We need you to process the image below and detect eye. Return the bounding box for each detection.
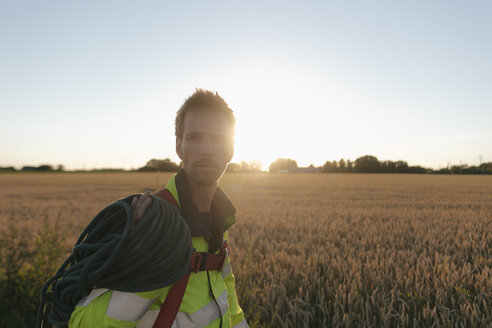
[186,134,199,141]
[212,134,228,144]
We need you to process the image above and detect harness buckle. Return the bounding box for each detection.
[219,244,229,272]
[199,253,208,272]
[189,252,201,273]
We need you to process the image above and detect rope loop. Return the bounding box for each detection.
[36,194,191,328]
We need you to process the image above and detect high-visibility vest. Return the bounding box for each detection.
[69,174,248,328]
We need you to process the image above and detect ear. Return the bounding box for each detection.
[176,137,183,160]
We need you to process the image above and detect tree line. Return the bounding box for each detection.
[268,155,492,174]
[1,155,491,174]
[0,159,179,173]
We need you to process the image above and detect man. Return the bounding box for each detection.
[69,89,248,328]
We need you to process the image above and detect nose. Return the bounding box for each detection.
[199,135,214,155]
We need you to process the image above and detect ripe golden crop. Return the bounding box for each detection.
[0,173,491,327]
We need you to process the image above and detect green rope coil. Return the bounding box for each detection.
[36,194,192,328]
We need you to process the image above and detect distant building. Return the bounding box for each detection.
[288,166,320,173]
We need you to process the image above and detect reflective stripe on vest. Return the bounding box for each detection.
[106,291,156,321]
[232,319,249,328]
[136,289,229,328]
[76,288,109,307]
[222,261,232,278]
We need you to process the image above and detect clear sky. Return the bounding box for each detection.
[1,0,491,170]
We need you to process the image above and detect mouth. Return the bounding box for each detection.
[195,161,216,168]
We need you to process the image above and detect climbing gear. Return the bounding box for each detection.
[151,187,229,328]
[36,194,192,328]
[45,173,246,328]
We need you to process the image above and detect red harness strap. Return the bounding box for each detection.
[188,242,228,273]
[153,187,180,209]
[152,188,228,328]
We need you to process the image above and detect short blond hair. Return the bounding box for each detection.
[175,89,236,139]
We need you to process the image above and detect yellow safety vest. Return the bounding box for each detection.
[69,174,248,328]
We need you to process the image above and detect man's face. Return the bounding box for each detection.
[176,109,234,186]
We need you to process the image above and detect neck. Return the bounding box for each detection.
[184,175,217,212]
[190,184,217,212]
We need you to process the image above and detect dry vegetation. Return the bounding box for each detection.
[0,173,491,327]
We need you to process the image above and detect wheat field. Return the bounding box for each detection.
[0,173,491,327]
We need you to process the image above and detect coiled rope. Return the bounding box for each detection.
[36,194,191,328]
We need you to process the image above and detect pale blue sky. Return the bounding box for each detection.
[1,0,491,170]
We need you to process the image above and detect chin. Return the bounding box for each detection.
[190,171,220,186]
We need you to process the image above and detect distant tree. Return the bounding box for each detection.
[321,161,335,173]
[269,158,298,173]
[380,160,393,173]
[90,168,126,172]
[448,164,488,174]
[346,160,353,173]
[380,160,408,173]
[239,161,251,173]
[37,165,54,171]
[450,165,466,174]
[138,158,179,172]
[479,162,492,174]
[248,161,263,172]
[406,166,429,174]
[57,164,65,172]
[0,166,17,172]
[354,155,381,173]
[394,161,409,173]
[433,163,491,175]
[226,161,263,173]
[226,163,240,173]
[338,159,346,172]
